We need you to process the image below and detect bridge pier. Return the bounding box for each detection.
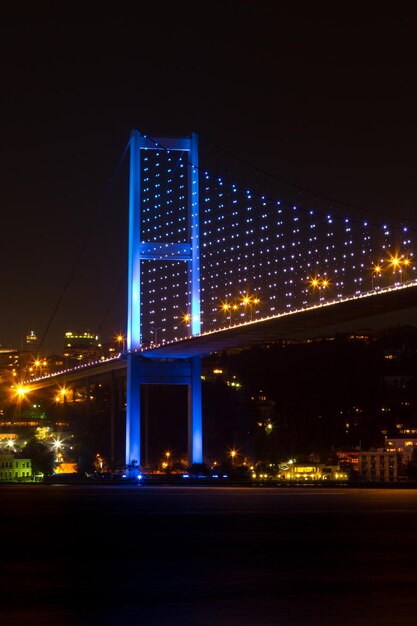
[126,130,202,477]
[125,354,203,475]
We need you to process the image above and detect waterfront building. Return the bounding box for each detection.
[336,450,360,471]
[0,454,32,482]
[280,462,347,481]
[384,437,417,463]
[356,451,398,482]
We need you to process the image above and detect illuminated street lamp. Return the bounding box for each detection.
[161,450,171,472]
[16,385,28,400]
[308,276,330,301]
[308,276,321,301]
[182,313,191,337]
[11,384,29,417]
[320,277,330,301]
[229,449,237,466]
[221,301,231,323]
[116,334,126,352]
[378,251,415,287]
[54,386,69,404]
[390,254,411,282]
[400,256,412,283]
[51,437,65,464]
[51,437,64,451]
[240,293,256,320]
[387,253,405,283]
[388,254,401,271]
[220,301,235,326]
[371,263,383,290]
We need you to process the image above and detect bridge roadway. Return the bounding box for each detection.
[26,281,417,390]
[147,280,417,357]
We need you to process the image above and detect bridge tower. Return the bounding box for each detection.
[125,130,202,472]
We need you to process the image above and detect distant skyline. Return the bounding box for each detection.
[1,4,417,353]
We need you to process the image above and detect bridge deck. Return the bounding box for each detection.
[26,282,417,389]
[145,282,417,358]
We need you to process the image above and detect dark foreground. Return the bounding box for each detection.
[2,485,417,626]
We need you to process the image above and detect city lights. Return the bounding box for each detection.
[308,276,331,301]
[9,383,30,404]
[388,254,401,270]
[6,134,417,487]
[240,292,260,321]
[51,437,64,451]
[309,277,320,289]
[219,293,260,325]
[116,334,126,351]
[368,254,415,288]
[229,449,238,465]
[54,386,69,404]
[220,301,239,326]
[16,385,27,398]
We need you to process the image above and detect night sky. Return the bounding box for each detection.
[1,2,417,354]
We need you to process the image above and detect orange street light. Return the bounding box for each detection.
[387,253,406,283]
[240,292,256,320]
[402,257,412,281]
[371,263,383,289]
[179,312,192,338]
[388,254,401,270]
[229,448,238,466]
[308,276,322,301]
[54,386,69,404]
[16,385,28,400]
[308,277,320,289]
[220,301,236,326]
[116,334,126,351]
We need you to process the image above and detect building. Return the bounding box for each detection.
[356,451,398,482]
[64,331,102,363]
[0,348,22,382]
[0,454,32,482]
[24,330,40,353]
[280,462,347,481]
[385,437,417,463]
[336,450,360,473]
[0,347,50,382]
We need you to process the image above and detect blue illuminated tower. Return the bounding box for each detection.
[125,130,202,471]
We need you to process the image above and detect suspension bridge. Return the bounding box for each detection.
[22,130,417,473]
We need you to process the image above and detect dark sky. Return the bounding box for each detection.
[1,2,417,354]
